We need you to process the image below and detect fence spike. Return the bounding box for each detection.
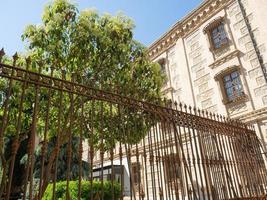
[174,101,178,110]
[212,113,216,120]
[209,112,213,119]
[37,60,44,68]
[50,66,55,73]
[61,68,67,79]
[184,104,188,113]
[201,110,204,117]
[205,110,209,118]
[179,102,183,110]
[12,52,18,66]
[188,105,192,114]
[216,113,221,122]
[198,108,201,116]
[25,56,31,68]
[0,48,5,62]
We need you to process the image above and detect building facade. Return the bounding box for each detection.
[89,0,267,199]
[149,0,267,151]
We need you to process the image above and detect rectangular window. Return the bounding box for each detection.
[164,154,181,185]
[211,23,228,49]
[131,162,141,186]
[223,71,244,101]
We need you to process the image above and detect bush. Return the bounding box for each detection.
[42,180,121,200]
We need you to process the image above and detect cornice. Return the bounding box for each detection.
[233,107,267,123]
[148,0,235,60]
[210,49,241,69]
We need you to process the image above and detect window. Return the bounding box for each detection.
[210,23,228,49]
[164,154,181,186]
[131,162,141,186]
[158,58,166,74]
[223,71,244,101]
[158,58,168,85]
[215,66,246,104]
[204,17,229,51]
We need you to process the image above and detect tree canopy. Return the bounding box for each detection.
[20,0,164,145]
[0,0,164,197]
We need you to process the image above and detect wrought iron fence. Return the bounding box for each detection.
[0,50,266,200]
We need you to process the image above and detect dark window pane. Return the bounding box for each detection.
[225,81,232,88]
[231,71,239,78]
[211,23,228,49]
[224,75,231,82]
[223,71,243,101]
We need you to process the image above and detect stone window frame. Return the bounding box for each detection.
[131,162,141,186]
[157,58,168,85]
[204,16,229,52]
[158,58,166,74]
[214,65,247,105]
[163,153,181,188]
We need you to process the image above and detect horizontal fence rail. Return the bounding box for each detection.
[0,51,266,200]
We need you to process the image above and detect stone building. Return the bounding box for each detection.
[90,0,267,199]
[149,0,267,151]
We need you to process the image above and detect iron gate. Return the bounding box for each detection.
[0,50,266,200]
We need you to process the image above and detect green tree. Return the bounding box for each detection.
[0,0,164,198]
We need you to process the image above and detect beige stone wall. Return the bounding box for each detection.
[150,0,267,148]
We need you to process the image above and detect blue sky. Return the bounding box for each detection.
[0,0,202,56]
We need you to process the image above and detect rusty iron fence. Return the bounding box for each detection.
[0,50,266,200]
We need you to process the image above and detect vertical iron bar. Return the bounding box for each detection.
[153,116,166,200]
[38,67,54,200]
[100,101,104,200]
[5,55,26,200]
[23,64,42,200]
[52,69,65,200]
[89,99,95,200]
[78,92,85,200]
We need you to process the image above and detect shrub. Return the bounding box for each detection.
[42,180,121,200]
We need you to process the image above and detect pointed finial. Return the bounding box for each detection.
[0,48,5,62]
[61,67,67,79]
[174,101,179,110]
[168,99,173,108]
[198,108,201,116]
[12,52,18,66]
[179,102,183,110]
[50,65,55,72]
[205,110,209,118]
[25,57,31,70]
[212,113,216,120]
[184,104,188,113]
[37,60,44,67]
[188,105,192,114]
[216,114,220,121]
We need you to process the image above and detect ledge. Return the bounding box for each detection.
[224,93,248,105]
[209,50,240,69]
[233,106,267,123]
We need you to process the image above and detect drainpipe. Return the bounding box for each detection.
[237,0,267,83]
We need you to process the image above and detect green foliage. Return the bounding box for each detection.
[42,180,121,200]
[0,0,164,196]
[20,0,164,146]
[34,137,90,180]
